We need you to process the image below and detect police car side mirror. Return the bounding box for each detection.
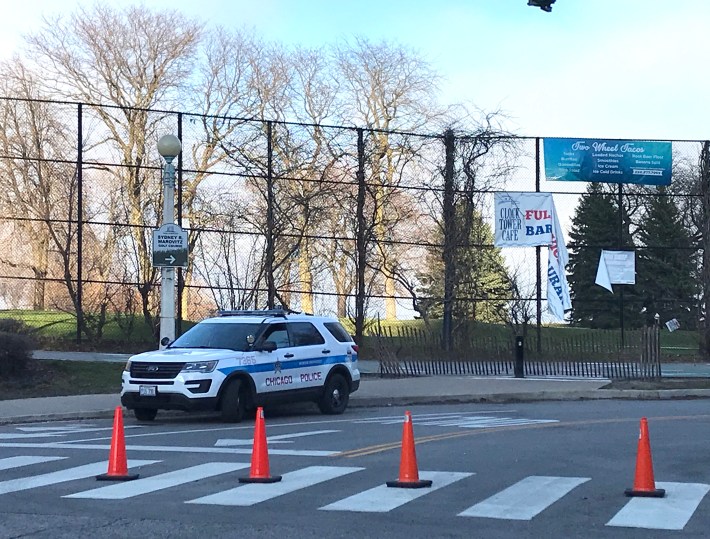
[160,336,171,347]
[254,341,277,353]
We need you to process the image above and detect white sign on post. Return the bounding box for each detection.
[152,224,188,267]
[665,318,680,332]
[595,250,635,293]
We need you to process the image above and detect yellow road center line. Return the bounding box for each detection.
[334,414,710,458]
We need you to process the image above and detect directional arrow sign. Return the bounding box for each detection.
[152,224,188,267]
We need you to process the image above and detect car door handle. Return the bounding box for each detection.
[283,353,294,358]
[321,349,330,354]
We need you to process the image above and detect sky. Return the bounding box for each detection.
[2,0,710,141]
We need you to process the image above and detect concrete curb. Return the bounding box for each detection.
[0,411,117,426]
[594,388,710,400]
[349,389,710,407]
[3,389,710,425]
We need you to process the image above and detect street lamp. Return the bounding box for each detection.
[157,134,182,349]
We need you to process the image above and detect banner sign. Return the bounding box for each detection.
[543,138,671,185]
[494,192,555,247]
[547,202,571,321]
[595,250,635,293]
[494,192,571,320]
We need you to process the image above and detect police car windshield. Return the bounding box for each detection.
[169,322,262,352]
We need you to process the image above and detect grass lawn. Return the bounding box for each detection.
[1,358,709,402]
[0,309,159,352]
[0,310,706,401]
[0,360,124,401]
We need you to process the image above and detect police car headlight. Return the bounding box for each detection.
[124,360,131,373]
[181,360,218,373]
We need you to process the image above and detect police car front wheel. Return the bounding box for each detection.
[318,373,349,415]
[221,379,246,422]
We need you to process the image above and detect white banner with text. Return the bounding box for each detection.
[494,192,571,320]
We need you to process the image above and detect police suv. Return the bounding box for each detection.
[120,309,360,422]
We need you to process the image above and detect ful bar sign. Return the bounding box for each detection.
[494,192,571,321]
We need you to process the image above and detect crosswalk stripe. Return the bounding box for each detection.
[18,426,95,432]
[0,442,337,457]
[352,413,557,430]
[458,476,590,520]
[320,471,472,513]
[0,433,67,440]
[352,412,512,423]
[418,418,558,429]
[0,456,66,471]
[606,482,710,530]
[65,462,249,499]
[4,455,709,531]
[0,460,159,495]
[187,465,363,506]
[215,430,339,447]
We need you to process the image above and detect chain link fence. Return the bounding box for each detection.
[0,97,704,355]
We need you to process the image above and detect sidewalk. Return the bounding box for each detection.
[1,351,708,425]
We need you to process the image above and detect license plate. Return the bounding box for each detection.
[139,385,157,397]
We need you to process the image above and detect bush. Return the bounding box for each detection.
[0,318,33,335]
[0,332,34,377]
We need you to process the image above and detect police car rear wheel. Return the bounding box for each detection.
[134,408,157,421]
[318,373,349,415]
[221,379,246,422]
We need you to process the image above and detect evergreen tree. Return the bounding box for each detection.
[568,183,636,328]
[418,207,510,323]
[636,187,698,329]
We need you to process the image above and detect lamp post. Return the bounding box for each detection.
[157,134,182,349]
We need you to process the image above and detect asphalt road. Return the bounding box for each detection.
[1,400,710,538]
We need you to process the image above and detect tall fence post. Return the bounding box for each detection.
[355,128,366,344]
[535,137,542,353]
[176,112,184,336]
[75,103,83,344]
[442,129,455,352]
[618,182,625,347]
[265,121,276,309]
[700,141,710,359]
[641,316,661,378]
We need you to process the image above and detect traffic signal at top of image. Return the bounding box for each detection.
[528,0,556,12]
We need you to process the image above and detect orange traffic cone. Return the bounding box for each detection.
[386,411,432,489]
[625,417,665,497]
[96,406,139,481]
[239,407,282,483]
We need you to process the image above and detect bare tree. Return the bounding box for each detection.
[177,28,264,316]
[0,67,59,310]
[281,46,343,313]
[214,41,345,314]
[24,4,203,335]
[333,37,444,320]
[0,59,125,339]
[0,62,75,305]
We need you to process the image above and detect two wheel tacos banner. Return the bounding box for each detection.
[493,192,570,321]
[542,138,672,186]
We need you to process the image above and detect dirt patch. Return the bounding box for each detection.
[602,377,710,390]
